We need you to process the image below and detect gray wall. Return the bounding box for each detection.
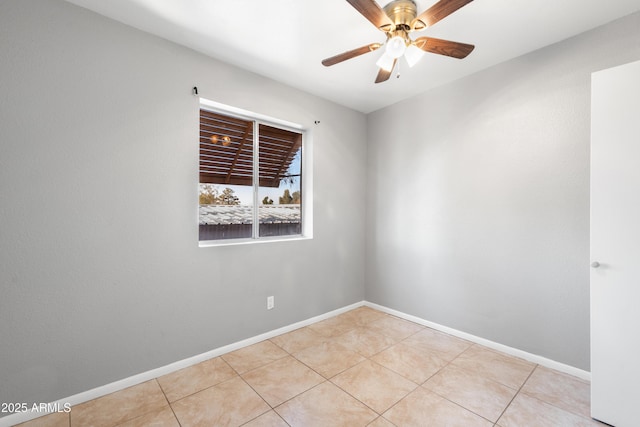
[0,0,367,408]
[366,12,640,371]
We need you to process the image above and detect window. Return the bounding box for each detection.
[198,101,305,243]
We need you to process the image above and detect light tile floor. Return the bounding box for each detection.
[16,307,605,427]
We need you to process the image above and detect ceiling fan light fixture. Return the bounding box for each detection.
[376,52,395,72]
[385,35,406,59]
[404,43,425,67]
[320,0,476,83]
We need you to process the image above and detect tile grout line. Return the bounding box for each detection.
[155,378,184,427]
[160,372,238,405]
[400,341,520,425]
[232,343,332,425]
[226,326,346,424]
[516,390,603,424]
[416,344,505,425]
[278,313,419,421]
[327,375,383,417]
[234,374,276,423]
[494,362,539,425]
[510,365,598,422]
[375,321,501,424]
[326,315,457,422]
[221,337,293,424]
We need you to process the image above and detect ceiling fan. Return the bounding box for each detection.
[322,0,475,83]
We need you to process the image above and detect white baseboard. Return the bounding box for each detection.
[0,301,364,427]
[1,299,590,426]
[365,301,591,381]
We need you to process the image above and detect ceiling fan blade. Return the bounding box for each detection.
[375,59,397,83]
[322,43,381,67]
[414,37,475,59]
[346,0,394,31]
[413,0,473,30]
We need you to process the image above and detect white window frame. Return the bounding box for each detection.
[198,98,313,247]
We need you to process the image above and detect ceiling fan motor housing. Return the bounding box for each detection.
[383,0,419,31]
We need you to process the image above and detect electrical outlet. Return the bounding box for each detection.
[267,296,274,310]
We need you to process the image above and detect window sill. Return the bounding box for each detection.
[198,235,312,248]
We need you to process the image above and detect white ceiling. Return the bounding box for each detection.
[65,0,640,113]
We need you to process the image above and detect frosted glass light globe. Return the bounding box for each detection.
[385,36,406,59]
[404,44,425,67]
[376,52,395,72]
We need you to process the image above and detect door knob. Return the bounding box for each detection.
[591,261,601,268]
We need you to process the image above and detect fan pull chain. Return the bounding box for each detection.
[396,58,401,79]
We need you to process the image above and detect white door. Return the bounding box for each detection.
[590,59,640,427]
